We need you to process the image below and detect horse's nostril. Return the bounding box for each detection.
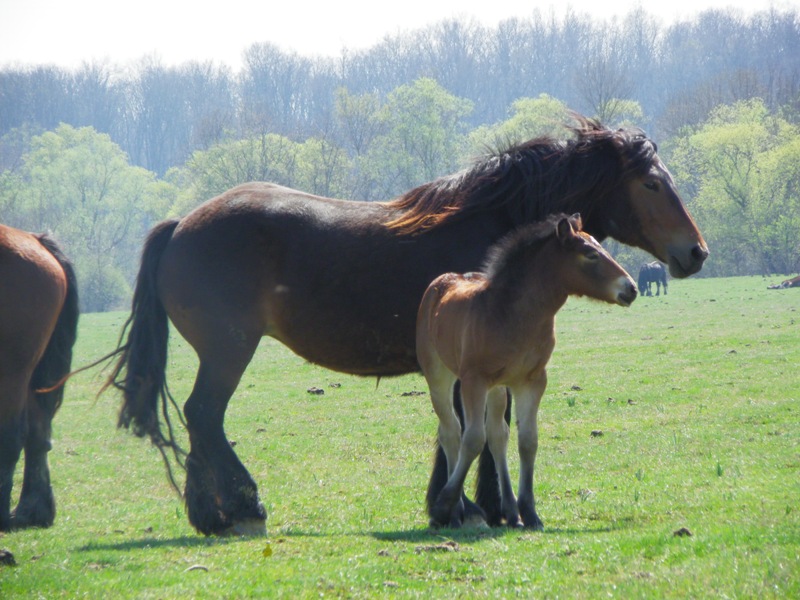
[691,244,709,262]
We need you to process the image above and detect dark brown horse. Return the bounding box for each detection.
[418,214,636,528]
[0,224,79,531]
[107,116,708,535]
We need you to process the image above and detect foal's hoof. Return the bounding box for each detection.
[222,518,267,537]
[462,512,490,529]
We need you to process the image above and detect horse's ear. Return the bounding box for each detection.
[569,213,583,231]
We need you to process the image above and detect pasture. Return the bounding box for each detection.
[1,275,797,598]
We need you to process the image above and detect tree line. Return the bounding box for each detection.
[1,7,799,311]
[2,7,798,176]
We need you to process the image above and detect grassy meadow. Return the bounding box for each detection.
[1,275,798,598]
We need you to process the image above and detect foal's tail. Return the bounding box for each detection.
[103,219,186,490]
[31,234,80,418]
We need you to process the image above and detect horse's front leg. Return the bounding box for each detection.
[12,394,56,528]
[183,356,266,536]
[485,386,521,527]
[431,375,488,528]
[513,371,547,530]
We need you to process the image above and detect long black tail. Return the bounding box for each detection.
[31,235,80,419]
[104,219,186,491]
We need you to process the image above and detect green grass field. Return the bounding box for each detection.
[1,275,798,598]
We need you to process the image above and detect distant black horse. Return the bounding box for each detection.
[638,261,668,296]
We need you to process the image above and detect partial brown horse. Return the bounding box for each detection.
[0,224,79,531]
[418,214,637,528]
[768,275,800,289]
[107,116,708,535]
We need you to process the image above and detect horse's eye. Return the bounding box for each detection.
[585,250,600,261]
[644,180,660,192]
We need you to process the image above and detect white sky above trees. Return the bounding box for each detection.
[0,0,788,71]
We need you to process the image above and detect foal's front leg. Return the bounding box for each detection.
[513,371,547,530]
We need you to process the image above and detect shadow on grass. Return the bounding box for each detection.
[77,536,240,552]
[77,521,632,553]
[371,522,627,544]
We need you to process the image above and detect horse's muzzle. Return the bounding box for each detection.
[668,243,709,278]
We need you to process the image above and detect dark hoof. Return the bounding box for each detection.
[10,501,55,530]
[523,515,544,531]
[462,496,488,526]
[519,501,543,530]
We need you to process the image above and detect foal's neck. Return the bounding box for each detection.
[487,248,571,328]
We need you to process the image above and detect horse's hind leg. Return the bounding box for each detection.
[183,345,267,536]
[12,395,56,528]
[0,384,28,531]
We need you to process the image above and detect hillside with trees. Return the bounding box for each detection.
[1,7,799,310]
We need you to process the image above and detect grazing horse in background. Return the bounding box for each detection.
[768,274,800,289]
[418,214,637,529]
[0,224,79,531]
[106,115,708,536]
[638,261,668,296]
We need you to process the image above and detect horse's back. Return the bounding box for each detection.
[154,183,419,374]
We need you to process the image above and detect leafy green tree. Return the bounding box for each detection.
[169,132,351,214]
[361,78,473,198]
[466,94,569,155]
[669,99,800,275]
[169,133,302,215]
[0,124,174,311]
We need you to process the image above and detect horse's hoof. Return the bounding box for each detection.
[523,518,544,531]
[223,518,267,537]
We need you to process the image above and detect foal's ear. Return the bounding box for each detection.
[556,216,576,244]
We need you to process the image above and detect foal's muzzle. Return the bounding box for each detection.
[616,279,638,307]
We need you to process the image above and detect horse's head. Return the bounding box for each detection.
[556,214,638,307]
[601,132,709,278]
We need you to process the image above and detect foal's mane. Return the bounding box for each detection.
[384,114,658,235]
[481,213,574,286]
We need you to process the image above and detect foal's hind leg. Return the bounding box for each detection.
[431,375,489,527]
[425,367,468,527]
[183,343,267,536]
[428,380,489,527]
[485,387,521,527]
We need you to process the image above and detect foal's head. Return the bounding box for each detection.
[551,214,638,307]
[483,213,637,307]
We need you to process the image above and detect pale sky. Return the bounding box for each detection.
[0,0,793,72]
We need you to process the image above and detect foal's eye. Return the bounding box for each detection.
[644,180,660,192]
[585,250,600,261]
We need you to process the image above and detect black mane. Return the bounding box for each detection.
[385,114,658,235]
